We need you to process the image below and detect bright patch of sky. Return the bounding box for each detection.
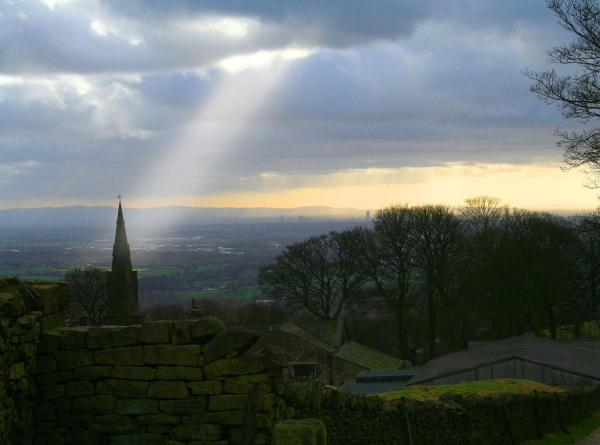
[0,0,597,211]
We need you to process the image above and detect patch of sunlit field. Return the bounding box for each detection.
[378,379,564,401]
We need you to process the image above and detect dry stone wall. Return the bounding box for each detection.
[275,381,600,445]
[33,321,283,445]
[0,278,70,445]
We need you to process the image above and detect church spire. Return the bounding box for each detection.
[104,197,141,325]
[112,200,132,272]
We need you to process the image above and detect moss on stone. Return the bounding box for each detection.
[155,366,203,381]
[140,321,172,344]
[147,381,189,399]
[96,379,149,398]
[94,346,144,366]
[112,366,156,381]
[115,399,159,415]
[203,328,259,364]
[187,381,222,396]
[190,317,226,343]
[73,366,112,381]
[271,419,327,445]
[71,395,116,414]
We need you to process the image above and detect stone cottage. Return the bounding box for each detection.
[227,320,407,387]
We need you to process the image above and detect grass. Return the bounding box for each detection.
[378,379,564,402]
[521,410,600,445]
[196,264,228,273]
[137,267,183,277]
[172,286,262,301]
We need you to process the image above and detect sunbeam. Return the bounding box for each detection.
[131,56,292,226]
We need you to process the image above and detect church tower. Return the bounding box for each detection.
[105,198,142,325]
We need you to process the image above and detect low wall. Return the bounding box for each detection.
[0,278,70,445]
[276,382,600,444]
[33,319,283,445]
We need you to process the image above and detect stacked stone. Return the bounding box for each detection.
[33,318,283,445]
[0,278,70,445]
[275,381,600,445]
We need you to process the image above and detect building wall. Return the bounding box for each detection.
[251,331,366,387]
[424,359,600,388]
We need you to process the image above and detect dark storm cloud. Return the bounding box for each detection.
[100,0,433,47]
[0,0,582,204]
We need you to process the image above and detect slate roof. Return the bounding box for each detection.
[295,320,344,348]
[279,321,336,353]
[227,320,406,371]
[334,342,405,371]
[408,334,600,386]
[224,323,278,337]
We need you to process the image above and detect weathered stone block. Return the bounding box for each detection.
[203,356,282,380]
[96,379,149,398]
[33,432,65,445]
[35,355,58,375]
[271,419,327,445]
[134,414,180,425]
[112,366,156,381]
[140,321,171,344]
[0,291,25,319]
[107,433,163,445]
[203,328,258,363]
[223,374,272,394]
[73,366,112,381]
[87,327,113,349]
[203,411,272,428]
[190,317,226,343]
[144,345,158,365]
[155,344,201,366]
[41,311,65,331]
[88,424,141,434]
[147,381,188,399]
[9,361,25,380]
[170,320,192,345]
[60,327,89,350]
[44,384,66,401]
[209,394,275,412]
[90,415,128,425]
[54,398,71,413]
[72,395,116,414]
[111,326,140,347]
[187,381,222,396]
[39,331,62,354]
[95,346,144,366]
[169,424,222,441]
[36,371,73,386]
[155,366,203,381]
[53,349,95,370]
[31,284,60,316]
[159,398,207,415]
[115,399,159,415]
[66,381,95,398]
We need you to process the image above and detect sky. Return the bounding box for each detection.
[1,0,599,212]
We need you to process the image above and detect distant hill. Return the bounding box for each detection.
[0,205,369,228]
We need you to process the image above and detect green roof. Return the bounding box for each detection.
[279,322,336,352]
[295,320,343,348]
[334,342,405,371]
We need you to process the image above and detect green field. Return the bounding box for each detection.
[378,379,564,402]
[196,264,228,273]
[173,286,262,301]
[137,267,183,277]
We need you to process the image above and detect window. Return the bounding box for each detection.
[290,364,317,379]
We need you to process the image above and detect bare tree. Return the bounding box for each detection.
[525,0,600,187]
[142,303,188,321]
[409,205,465,359]
[259,228,368,320]
[358,204,421,360]
[64,267,108,325]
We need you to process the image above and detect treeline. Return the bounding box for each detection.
[259,197,600,363]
